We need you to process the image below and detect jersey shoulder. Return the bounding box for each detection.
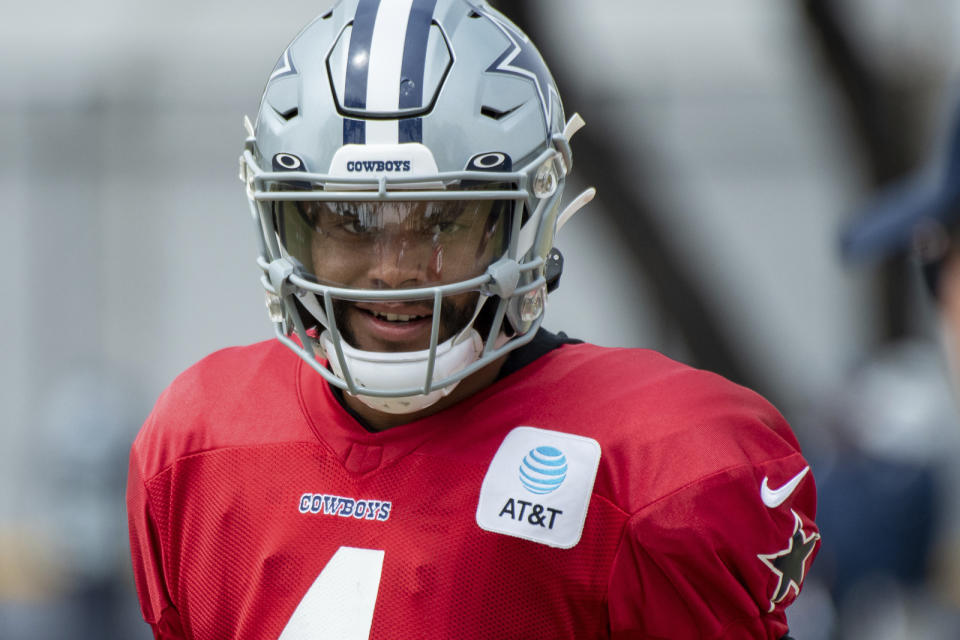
[132,339,307,480]
[510,342,806,512]
[542,346,818,635]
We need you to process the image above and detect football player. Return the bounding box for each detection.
[843,95,960,373]
[127,1,819,638]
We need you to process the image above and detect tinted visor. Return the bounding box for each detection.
[273,198,512,290]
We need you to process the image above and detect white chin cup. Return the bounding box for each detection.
[321,330,484,414]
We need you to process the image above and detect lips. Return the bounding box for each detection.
[368,310,430,323]
[355,302,433,321]
[349,303,435,350]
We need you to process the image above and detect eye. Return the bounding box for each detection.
[339,215,373,235]
[294,201,321,228]
[429,219,462,235]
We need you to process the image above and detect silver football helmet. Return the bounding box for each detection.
[240,0,594,413]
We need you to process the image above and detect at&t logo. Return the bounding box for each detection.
[497,445,568,531]
[519,446,567,494]
[476,427,601,548]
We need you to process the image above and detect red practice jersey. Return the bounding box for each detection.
[127,339,818,639]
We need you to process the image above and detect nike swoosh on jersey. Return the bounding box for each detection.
[760,466,810,508]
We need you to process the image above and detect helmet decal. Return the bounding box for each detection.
[269,48,298,82]
[271,153,310,190]
[467,152,512,172]
[273,153,304,171]
[473,3,560,134]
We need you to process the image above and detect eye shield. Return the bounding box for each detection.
[272,197,512,290]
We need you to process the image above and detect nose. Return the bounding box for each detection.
[364,232,442,289]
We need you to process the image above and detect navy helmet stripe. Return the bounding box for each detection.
[343,119,366,144]
[397,0,437,142]
[342,0,381,144]
[398,118,422,143]
[399,0,437,110]
[344,0,380,109]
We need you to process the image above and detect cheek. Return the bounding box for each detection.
[439,229,504,280]
[311,238,363,283]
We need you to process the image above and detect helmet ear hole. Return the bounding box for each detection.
[545,248,564,293]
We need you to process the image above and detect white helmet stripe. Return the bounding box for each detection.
[364,0,415,143]
[341,0,439,145]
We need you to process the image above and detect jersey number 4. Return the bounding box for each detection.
[278,546,385,640]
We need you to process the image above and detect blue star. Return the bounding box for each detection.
[269,48,298,82]
[473,4,560,131]
[757,510,820,612]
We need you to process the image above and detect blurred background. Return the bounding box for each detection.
[2,0,960,637]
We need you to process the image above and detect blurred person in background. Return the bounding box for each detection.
[126,1,819,638]
[802,344,958,640]
[1,367,147,640]
[829,91,960,639]
[843,94,960,374]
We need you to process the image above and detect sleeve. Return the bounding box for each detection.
[127,445,187,639]
[606,454,819,640]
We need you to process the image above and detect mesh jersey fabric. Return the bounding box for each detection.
[127,338,818,639]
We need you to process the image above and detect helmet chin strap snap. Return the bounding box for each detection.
[321,330,484,414]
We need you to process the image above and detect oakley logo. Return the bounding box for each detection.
[273,153,305,171]
[346,160,412,172]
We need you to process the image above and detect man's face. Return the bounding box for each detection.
[281,198,509,352]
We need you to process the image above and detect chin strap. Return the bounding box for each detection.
[321,330,484,414]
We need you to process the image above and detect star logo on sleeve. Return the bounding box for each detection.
[757,510,820,612]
